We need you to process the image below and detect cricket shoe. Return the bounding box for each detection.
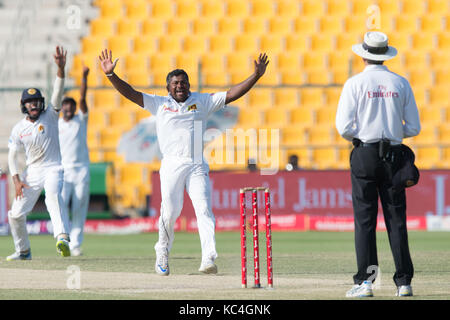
[345,281,373,298]
[71,247,83,257]
[155,249,170,276]
[396,285,413,297]
[6,251,32,261]
[199,255,218,274]
[56,239,71,257]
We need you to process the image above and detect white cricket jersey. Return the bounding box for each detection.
[8,107,62,169]
[143,91,227,163]
[336,64,421,144]
[8,76,64,169]
[58,112,90,168]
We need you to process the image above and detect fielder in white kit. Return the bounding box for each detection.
[99,49,269,275]
[7,46,71,260]
[58,64,90,257]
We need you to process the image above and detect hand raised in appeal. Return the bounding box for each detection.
[54,46,67,70]
[99,49,119,75]
[254,53,269,78]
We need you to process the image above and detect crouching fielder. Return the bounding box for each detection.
[6,46,71,260]
[99,49,269,275]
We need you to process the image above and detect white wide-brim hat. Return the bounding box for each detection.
[352,31,397,61]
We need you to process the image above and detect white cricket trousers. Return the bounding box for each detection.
[61,165,90,250]
[8,165,70,253]
[154,157,217,262]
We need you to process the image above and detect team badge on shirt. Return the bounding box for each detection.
[188,104,197,112]
[38,124,45,133]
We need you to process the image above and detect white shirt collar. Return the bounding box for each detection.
[363,64,389,72]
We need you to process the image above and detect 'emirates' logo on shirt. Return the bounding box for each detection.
[367,85,399,98]
[19,132,32,139]
[163,104,178,113]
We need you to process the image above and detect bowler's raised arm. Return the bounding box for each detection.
[99,49,144,107]
[225,53,269,105]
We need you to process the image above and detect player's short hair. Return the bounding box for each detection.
[62,96,77,106]
[166,69,189,85]
[364,59,384,65]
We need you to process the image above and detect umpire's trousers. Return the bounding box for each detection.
[350,144,414,286]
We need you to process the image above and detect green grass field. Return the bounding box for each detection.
[0,231,449,300]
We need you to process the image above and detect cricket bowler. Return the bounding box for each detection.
[99,49,269,275]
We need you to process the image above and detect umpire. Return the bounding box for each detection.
[336,32,421,297]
